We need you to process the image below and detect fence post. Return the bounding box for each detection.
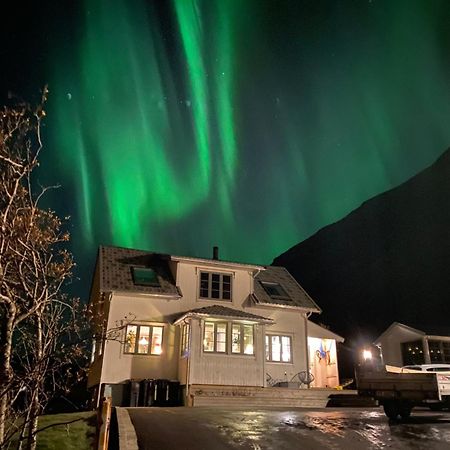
[97,397,112,450]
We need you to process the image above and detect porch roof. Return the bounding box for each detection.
[173,305,274,325]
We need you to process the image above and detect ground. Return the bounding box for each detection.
[127,407,450,449]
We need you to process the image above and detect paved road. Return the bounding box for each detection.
[127,406,450,449]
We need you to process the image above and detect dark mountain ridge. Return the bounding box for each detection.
[274,148,450,343]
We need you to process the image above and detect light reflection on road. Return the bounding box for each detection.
[208,408,450,449]
[129,407,450,450]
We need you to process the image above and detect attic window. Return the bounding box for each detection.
[261,282,290,300]
[132,267,159,286]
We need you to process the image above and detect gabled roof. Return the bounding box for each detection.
[173,305,274,325]
[253,266,321,312]
[98,245,180,297]
[375,321,450,345]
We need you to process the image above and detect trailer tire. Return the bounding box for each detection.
[399,403,412,419]
[383,401,399,420]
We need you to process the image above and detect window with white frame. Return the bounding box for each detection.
[180,323,190,356]
[203,321,255,355]
[265,334,292,362]
[232,324,254,355]
[199,272,232,300]
[125,324,163,355]
[204,322,227,352]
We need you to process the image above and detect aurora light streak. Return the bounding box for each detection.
[17,0,447,288]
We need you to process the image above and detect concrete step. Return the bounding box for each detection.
[189,384,335,408]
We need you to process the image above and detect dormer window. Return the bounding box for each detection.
[261,281,290,300]
[132,267,160,286]
[199,272,232,300]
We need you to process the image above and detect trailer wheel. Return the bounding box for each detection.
[399,403,412,419]
[383,401,399,420]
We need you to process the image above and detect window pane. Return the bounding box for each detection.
[243,325,254,355]
[125,325,137,353]
[216,323,227,352]
[281,336,291,362]
[200,273,209,297]
[271,336,281,361]
[151,326,163,355]
[211,277,220,298]
[137,326,150,354]
[232,324,241,353]
[204,322,215,352]
[132,267,159,286]
[265,335,270,361]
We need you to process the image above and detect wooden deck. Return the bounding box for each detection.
[188,384,356,408]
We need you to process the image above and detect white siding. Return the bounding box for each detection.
[378,325,423,366]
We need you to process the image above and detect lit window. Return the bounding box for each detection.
[203,322,227,353]
[231,324,255,355]
[132,267,160,286]
[204,321,254,355]
[216,323,227,352]
[125,324,164,355]
[181,324,190,356]
[232,324,241,353]
[261,282,290,299]
[199,272,232,300]
[266,334,292,362]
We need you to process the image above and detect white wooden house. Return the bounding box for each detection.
[88,245,343,406]
[375,322,450,367]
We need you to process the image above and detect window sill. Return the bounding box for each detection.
[203,352,256,358]
[266,360,294,365]
[198,297,232,302]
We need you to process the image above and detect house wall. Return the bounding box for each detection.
[87,263,104,388]
[187,318,265,386]
[94,259,313,388]
[174,261,254,310]
[378,326,424,366]
[250,308,308,384]
[98,293,181,384]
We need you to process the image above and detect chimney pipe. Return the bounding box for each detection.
[213,246,219,260]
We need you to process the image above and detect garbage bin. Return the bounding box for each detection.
[129,380,140,407]
[168,381,181,406]
[154,379,170,406]
[138,379,148,406]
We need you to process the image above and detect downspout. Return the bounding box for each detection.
[262,324,266,387]
[185,318,193,406]
[304,311,313,388]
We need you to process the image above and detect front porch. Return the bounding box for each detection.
[187,384,355,408]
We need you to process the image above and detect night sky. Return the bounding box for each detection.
[1,0,449,300]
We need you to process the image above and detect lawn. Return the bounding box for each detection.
[36,411,96,450]
[9,411,96,450]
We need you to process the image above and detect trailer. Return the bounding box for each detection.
[356,365,450,419]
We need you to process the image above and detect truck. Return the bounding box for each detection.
[356,364,450,419]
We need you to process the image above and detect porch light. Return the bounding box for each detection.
[362,349,372,361]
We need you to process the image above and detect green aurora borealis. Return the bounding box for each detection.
[37,0,450,282]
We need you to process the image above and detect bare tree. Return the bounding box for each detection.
[0,90,88,450]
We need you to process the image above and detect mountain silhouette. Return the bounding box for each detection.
[274,148,450,344]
